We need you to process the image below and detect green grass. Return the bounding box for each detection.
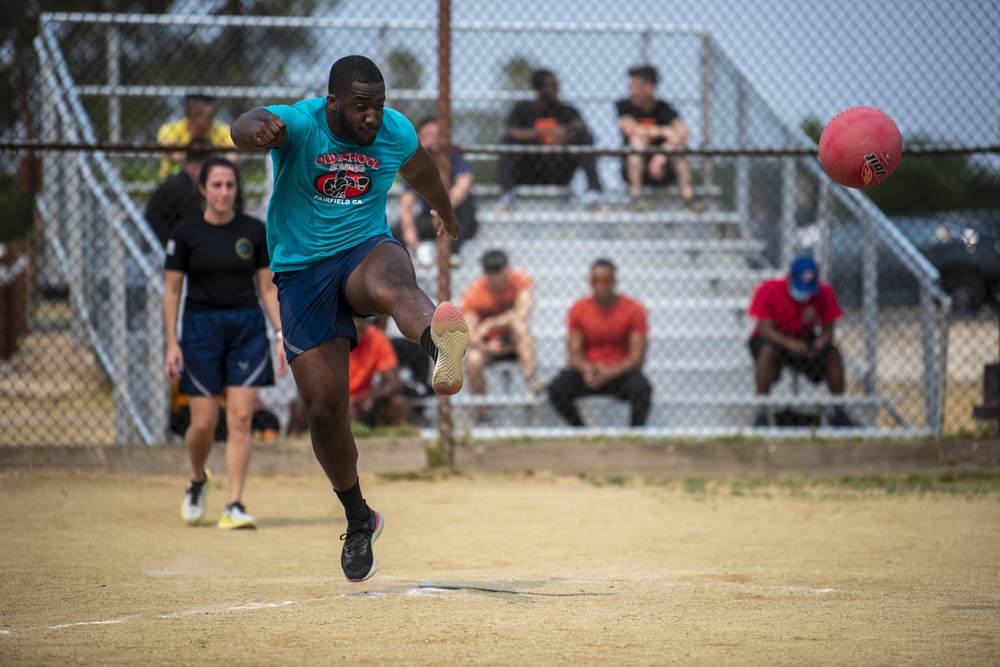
[575,471,1000,497]
[349,423,421,438]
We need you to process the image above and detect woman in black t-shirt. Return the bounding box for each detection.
[163,156,288,530]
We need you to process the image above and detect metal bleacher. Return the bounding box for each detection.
[31,13,945,445]
[403,184,899,439]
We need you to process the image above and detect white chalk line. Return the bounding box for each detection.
[46,619,126,630]
[0,577,834,637]
[157,596,330,619]
[2,597,332,636]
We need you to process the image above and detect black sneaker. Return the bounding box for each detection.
[340,508,384,582]
[753,409,769,427]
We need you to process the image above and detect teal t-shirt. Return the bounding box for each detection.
[264,98,418,271]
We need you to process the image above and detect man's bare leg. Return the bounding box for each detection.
[346,241,469,395]
[288,337,384,582]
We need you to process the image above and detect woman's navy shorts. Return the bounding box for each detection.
[180,306,274,396]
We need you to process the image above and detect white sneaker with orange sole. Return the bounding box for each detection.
[430,301,469,395]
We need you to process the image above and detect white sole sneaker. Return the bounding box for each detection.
[181,468,212,526]
[430,301,469,396]
[217,503,257,530]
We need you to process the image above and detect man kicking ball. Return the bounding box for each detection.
[231,55,469,582]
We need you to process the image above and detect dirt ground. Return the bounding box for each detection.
[1,470,998,666]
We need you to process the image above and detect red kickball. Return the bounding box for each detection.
[818,106,902,189]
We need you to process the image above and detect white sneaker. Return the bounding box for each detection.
[217,501,257,530]
[181,469,211,525]
[430,301,469,395]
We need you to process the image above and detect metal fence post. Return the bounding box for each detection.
[108,202,134,444]
[779,155,796,270]
[146,279,169,443]
[862,214,878,397]
[700,31,714,189]
[107,24,121,144]
[919,283,943,433]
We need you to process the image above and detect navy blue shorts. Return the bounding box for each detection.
[273,235,405,363]
[180,307,275,396]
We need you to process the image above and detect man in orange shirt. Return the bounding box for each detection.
[548,258,652,427]
[460,250,541,421]
[348,316,412,427]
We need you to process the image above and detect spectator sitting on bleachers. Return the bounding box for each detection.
[495,69,604,212]
[548,258,652,427]
[348,316,413,428]
[747,255,854,427]
[392,117,479,267]
[616,64,705,213]
[460,249,543,424]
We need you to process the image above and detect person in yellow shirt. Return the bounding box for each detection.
[157,94,235,179]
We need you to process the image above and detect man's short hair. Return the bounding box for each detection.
[328,55,384,96]
[531,69,555,91]
[627,65,658,86]
[592,257,616,273]
[482,249,509,273]
[184,93,215,109]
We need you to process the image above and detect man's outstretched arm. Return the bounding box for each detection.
[399,145,459,239]
[231,108,287,151]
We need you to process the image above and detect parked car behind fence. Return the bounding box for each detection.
[826,212,1000,313]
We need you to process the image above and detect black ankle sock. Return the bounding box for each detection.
[420,326,437,361]
[335,479,370,523]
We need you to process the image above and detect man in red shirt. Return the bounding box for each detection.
[460,250,541,423]
[747,255,853,427]
[348,316,412,427]
[547,258,652,427]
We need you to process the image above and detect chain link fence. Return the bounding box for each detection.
[1,1,997,445]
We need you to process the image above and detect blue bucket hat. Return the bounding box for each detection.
[789,255,819,301]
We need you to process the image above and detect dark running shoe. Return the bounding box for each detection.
[340,508,384,583]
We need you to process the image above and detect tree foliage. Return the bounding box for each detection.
[0,0,332,240]
[1,0,326,144]
[386,47,423,90]
[500,55,537,91]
